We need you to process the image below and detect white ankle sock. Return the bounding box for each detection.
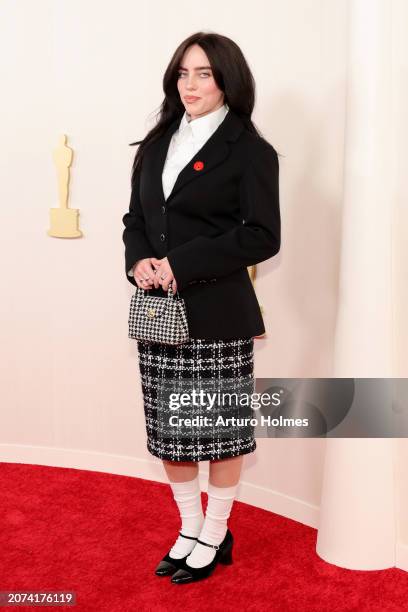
[168,476,204,559]
[186,482,238,569]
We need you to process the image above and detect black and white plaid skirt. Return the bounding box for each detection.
[136,337,257,462]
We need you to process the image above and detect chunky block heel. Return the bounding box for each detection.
[219,542,233,565]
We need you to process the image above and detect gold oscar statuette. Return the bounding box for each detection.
[247,265,266,339]
[48,134,82,238]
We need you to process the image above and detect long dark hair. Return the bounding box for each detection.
[129,31,268,188]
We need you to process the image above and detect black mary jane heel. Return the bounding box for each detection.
[170,528,233,584]
[155,532,198,576]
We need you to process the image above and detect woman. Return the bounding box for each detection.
[122,31,280,584]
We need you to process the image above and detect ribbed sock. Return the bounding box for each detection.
[185,481,238,568]
[168,476,204,559]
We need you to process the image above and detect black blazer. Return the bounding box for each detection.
[122,109,281,340]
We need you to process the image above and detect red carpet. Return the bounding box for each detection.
[0,462,407,612]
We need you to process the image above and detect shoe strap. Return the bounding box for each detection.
[196,538,220,550]
[179,532,198,541]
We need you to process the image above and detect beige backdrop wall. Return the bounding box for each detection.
[1,0,407,571]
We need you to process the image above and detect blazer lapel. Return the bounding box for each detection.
[151,109,244,205]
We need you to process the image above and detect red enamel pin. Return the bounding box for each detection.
[193,160,204,171]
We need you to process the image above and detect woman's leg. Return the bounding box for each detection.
[162,459,198,482]
[162,454,244,485]
[184,455,244,568]
[209,455,244,486]
[162,460,204,559]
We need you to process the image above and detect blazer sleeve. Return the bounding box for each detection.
[166,144,281,292]
[122,159,156,286]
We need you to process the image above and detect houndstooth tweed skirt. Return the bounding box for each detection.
[136,337,257,462]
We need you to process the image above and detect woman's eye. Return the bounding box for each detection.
[177,72,211,78]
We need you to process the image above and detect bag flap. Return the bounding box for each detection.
[140,294,170,319]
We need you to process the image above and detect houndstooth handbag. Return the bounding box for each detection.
[128,281,190,345]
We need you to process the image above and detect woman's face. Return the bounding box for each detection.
[177,44,224,120]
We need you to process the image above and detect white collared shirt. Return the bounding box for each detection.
[127,103,229,276]
[162,102,229,200]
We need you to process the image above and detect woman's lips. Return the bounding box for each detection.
[185,96,200,102]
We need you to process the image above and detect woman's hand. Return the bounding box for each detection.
[132,258,156,289]
[150,257,178,292]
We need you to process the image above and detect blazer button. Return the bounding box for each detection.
[160,233,166,241]
[161,205,166,214]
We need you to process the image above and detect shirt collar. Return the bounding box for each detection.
[178,103,229,140]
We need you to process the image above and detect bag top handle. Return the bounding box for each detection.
[138,280,180,299]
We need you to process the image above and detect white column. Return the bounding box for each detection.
[317,0,396,569]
